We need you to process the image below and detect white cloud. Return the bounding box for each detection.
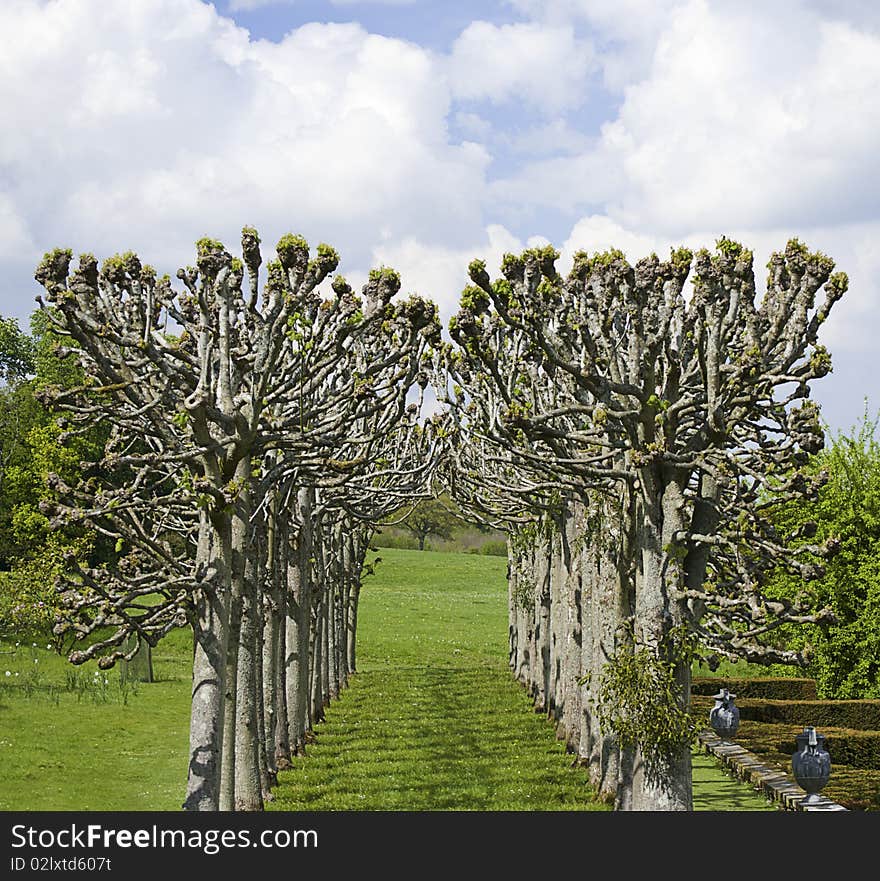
[331,1,416,6]
[557,215,668,269]
[372,224,524,321]
[228,0,415,8]
[0,0,490,324]
[448,21,595,113]
[506,119,594,156]
[602,4,880,234]
[804,0,880,30]
[488,149,621,220]
[454,111,493,141]
[494,1,880,237]
[505,0,685,90]
[0,196,36,262]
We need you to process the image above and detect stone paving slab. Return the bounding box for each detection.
[696,730,849,812]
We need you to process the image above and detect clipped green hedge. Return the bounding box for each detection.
[777,728,880,771]
[732,698,880,731]
[691,694,880,730]
[691,676,817,700]
[728,720,880,810]
[466,540,507,556]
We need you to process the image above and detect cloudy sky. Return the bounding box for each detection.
[1,0,878,434]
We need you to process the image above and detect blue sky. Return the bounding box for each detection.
[1,0,878,435]
[225,1,519,49]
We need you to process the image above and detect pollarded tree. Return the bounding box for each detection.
[33,229,439,811]
[251,321,441,766]
[328,404,446,672]
[449,237,847,810]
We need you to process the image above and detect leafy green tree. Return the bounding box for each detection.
[0,309,102,640]
[0,316,35,383]
[397,495,461,550]
[768,408,880,698]
[0,316,39,563]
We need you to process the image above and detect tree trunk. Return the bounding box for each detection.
[514,548,530,687]
[548,526,564,725]
[321,581,332,708]
[274,589,291,770]
[523,544,537,696]
[327,538,340,702]
[577,525,594,769]
[310,591,326,725]
[269,502,291,771]
[184,514,231,812]
[339,524,352,685]
[261,499,280,783]
[535,537,552,713]
[630,475,691,811]
[561,505,580,752]
[254,588,273,801]
[285,487,312,756]
[346,531,362,674]
[121,634,154,684]
[218,578,241,811]
[334,536,347,691]
[232,461,263,812]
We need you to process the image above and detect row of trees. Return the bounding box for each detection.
[29,230,442,810]
[5,226,872,812]
[438,237,847,809]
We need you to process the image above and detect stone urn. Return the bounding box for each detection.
[791,726,831,805]
[708,688,740,740]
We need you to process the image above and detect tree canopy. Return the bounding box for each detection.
[765,407,880,698]
[440,236,847,809]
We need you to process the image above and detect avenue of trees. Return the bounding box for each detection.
[26,230,442,811]
[439,237,848,809]
[2,226,875,812]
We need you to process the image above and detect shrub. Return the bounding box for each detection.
[467,540,507,556]
[691,676,818,700]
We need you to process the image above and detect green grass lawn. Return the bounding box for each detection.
[270,548,774,811]
[0,547,775,810]
[271,549,607,810]
[0,630,192,810]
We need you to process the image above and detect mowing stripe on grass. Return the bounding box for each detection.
[270,547,776,811]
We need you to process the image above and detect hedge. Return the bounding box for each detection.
[691,676,817,700]
[775,728,880,771]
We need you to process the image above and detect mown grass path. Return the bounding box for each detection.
[271,549,607,810]
[270,548,775,811]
